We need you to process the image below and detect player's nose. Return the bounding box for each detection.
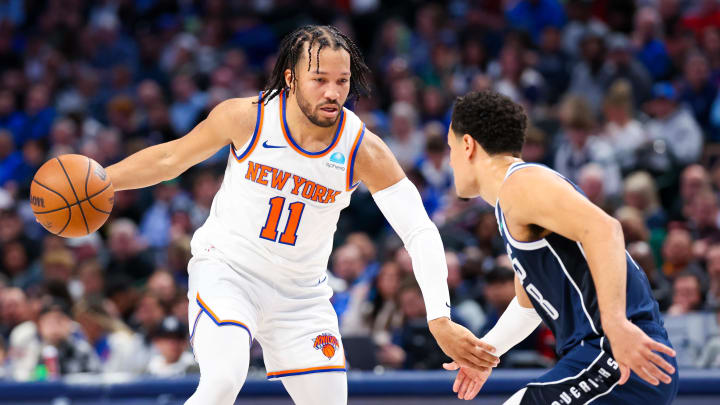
[323,86,340,101]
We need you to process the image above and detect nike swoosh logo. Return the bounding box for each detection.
[446,302,451,308]
[262,140,286,149]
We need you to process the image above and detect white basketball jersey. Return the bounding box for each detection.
[191,90,366,278]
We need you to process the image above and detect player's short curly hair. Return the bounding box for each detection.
[451,91,527,157]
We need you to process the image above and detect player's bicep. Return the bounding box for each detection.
[354,131,405,193]
[504,169,617,244]
[167,98,253,172]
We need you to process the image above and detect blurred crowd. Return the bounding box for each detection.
[2,0,720,381]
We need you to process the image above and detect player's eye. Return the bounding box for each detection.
[339,79,348,84]
[314,78,325,83]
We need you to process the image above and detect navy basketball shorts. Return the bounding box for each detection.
[519,333,678,404]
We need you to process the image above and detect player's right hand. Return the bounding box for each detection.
[605,319,676,386]
[443,361,492,400]
[428,317,499,370]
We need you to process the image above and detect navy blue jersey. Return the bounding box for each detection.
[495,163,663,356]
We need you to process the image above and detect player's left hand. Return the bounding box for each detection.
[443,361,492,400]
[428,317,499,370]
[605,319,676,386]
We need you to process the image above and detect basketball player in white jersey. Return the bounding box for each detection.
[105,25,498,404]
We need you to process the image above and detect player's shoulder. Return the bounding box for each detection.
[210,96,260,120]
[355,129,387,160]
[206,96,261,133]
[499,164,569,207]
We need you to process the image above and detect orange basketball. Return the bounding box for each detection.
[30,154,114,238]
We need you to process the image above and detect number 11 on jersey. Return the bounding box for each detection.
[260,196,305,245]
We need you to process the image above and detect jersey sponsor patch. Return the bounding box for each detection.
[313,333,339,359]
[329,152,345,164]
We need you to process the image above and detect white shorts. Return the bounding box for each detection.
[186,254,346,379]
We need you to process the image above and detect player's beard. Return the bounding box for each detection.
[295,86,341,128]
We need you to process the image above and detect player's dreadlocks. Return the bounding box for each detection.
[263,25,371,104]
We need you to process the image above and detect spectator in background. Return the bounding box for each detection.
[662,226,700,279]
[602,80,648,173]
[601,33,653,108]
[568,26,607,113]
[369,261,404,345]
[628,241,672,311]
[0,130,23,187]
[380,280,445,370]
[615,206,651,245]
[146,316,197,377]
[414,132,452,217]
[0,288,30,339]
[385,102,424,170]
[645,82,703,168]
[446,251,485,334]
[667,271,705,315]
[76,260,104,299]
[35,298,99,379]
[73,297,147,375]
[169,74,206,135]
[490,44,545,109]
[147,270,178,311]
[680,51,717,136]
[633,6,672,80]
[0,90,25,145]
[18,84,55,146]
[687,189,720,259]
[577,163,612,213]
[520,125,549,165]
[504,0,566,45]
[331,243,372,336]
[705,243,720,310]
[553,94,622,198]
[624,171,668,231]
[536,26,571,104]
[0,335,7,379]
[130,291,165,345]
[107,219,154,281]
[673,164,712,220]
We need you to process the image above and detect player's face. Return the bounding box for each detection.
[292,48,351,128]
[447,126,479,198]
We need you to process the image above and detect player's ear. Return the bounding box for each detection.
[284,69,293,90]
[463,134,476,160]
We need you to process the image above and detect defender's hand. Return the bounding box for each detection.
[443,361,492,400]
[605,319,676,386]
[428,317,499,370]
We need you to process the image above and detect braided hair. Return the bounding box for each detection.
[263,25,371,104]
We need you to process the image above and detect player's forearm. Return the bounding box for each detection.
[482,297,541,356]
[581,217,628,327]
[106,141,183,191]
[372,178,451,320]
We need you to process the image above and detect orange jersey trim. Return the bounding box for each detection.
[346,124,366,191]
[195,293,252,342]
[266,357,347,379]
[279,90,345,158]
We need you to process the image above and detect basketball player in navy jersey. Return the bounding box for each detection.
[442,91,678,404]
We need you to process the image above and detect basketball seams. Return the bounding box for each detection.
[32,182,112,215]
[84,159,112,215]
[32,179,72,235]
[56,157,90,234]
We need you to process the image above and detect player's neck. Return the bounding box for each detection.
[285,95,340,146]
[477,155,523,205]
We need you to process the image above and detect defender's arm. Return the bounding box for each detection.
[106,97,257,190]
[480,276,541,357]
[500,167,675,385]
